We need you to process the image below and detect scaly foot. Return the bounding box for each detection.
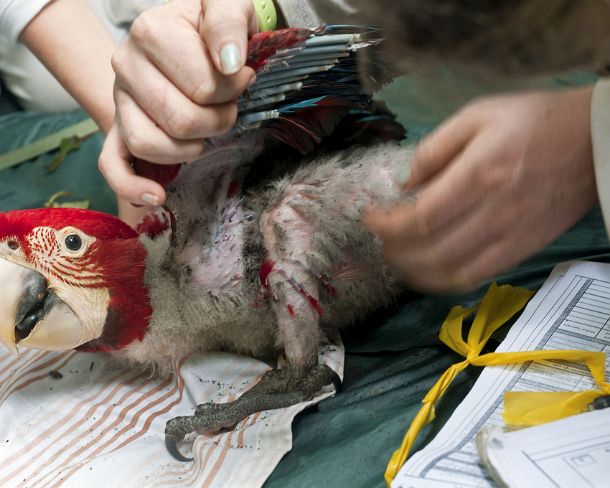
[164,364,340,460]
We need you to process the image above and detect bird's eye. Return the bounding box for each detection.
[64,234,82,251]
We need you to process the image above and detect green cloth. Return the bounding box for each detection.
[0,110,115,214]
[0,70,606,488]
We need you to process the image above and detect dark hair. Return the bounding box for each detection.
[358,0,610,76]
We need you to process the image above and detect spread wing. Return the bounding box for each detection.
[134,25,405,249]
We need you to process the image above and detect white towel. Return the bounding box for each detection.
[0,342,343,487]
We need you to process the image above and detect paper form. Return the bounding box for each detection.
[477,408,610,488]
[392,261,610,488]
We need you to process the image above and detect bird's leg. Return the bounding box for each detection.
[260,192,328,375]
[164,364,339,444]
[165,195,340,453]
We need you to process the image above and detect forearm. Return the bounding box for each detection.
[19,0,117,133]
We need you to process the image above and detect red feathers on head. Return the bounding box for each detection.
[0,208,137,242]
[0,208,152,353]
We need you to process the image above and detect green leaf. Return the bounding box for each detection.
[46,135,83,173]
[0,118,99,172]
[44,191,90,209]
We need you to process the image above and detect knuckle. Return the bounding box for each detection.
[422,242,452,273]
[220,105,238,131]
[97,154,109,176]
[166,110,199,139]
[414,139,435,166]
[503,199,524,224]
[468,95,491,111]
[124,131,152,160]
[461,96,492,121]
[205,105,237,136]
[97,159,124,196]
[206,16,248,38]
[130,13,155,44]
[110,50,126,76]
[189,79,216,105]
[428,242,454,271]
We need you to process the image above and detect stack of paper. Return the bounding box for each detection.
[393,261,610,487]
[477,408,610,488]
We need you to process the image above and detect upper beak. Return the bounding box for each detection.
[0,257,83,354]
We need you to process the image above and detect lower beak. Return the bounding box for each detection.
[0,258,83,354]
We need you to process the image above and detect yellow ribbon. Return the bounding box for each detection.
[385,282,610,486]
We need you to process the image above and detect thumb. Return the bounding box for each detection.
[200,0,257,75]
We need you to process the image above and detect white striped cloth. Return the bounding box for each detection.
[0,343,344,487]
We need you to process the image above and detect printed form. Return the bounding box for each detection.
[478,408,610,488]
[393,261,610,488]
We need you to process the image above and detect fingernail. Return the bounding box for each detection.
[220,43,241,74]
[247,74,257,88]
[140,193,160,206]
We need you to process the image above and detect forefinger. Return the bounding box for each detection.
[98,126,167,206]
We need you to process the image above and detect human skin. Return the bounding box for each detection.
[98,0,258,209]
[21,0,258,227]
[364,87,597,293]
[20,0,117,134]
[20,0,150,227]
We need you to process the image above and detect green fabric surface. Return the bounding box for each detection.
[0,70,606,488]
[0,109,116,214]
[0,82,21,116]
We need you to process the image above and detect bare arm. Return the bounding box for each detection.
[18,0,147,225]
[19,0,117,134]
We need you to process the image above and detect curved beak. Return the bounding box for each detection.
[0,257,83,354]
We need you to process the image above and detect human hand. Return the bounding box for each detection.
[364,87,597,293]
[99,0,258,207]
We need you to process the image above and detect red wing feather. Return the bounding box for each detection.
[246,28,312,71]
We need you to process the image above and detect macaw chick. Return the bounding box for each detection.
[0,138,412,456]
[0,25,409,456]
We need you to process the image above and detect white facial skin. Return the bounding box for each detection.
[0,227,109,354]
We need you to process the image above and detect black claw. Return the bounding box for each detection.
[329,370,343,393]
[589,394,610,411]
[165,435,194,462]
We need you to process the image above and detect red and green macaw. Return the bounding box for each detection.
[0,26,408,458]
